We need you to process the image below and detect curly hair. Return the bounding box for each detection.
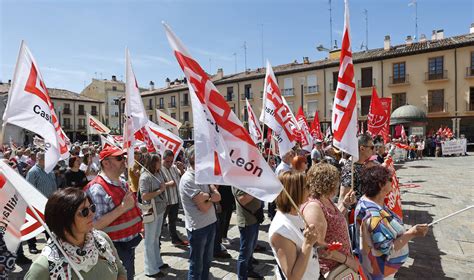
[360,165,391,197]
[306,163,340,198]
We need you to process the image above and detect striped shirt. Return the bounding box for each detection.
[160,165,181,205]
[26,164,57,198]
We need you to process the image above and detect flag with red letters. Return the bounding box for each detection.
[2,41,69,172]
[163,23,282,202]
[367,87,389,136]
[156,109,182,135]
[309,111,324,142]
[246,98,263,145]
[295,106,313,152]
[384,157,403,219]
[331,0,359,161]
[87,113,111,135]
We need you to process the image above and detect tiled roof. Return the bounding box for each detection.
[140,32,474,97]
[0,83,103,103]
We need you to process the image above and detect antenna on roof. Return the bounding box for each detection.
[329,0,333,50]
[409,0,418,41]
[363,9,369,51]
[242,41,247,72]
[260,24,264,68]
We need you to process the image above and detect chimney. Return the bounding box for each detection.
[174,78,180,85]
[431,30,437,40]
[470,23,474,34]
[111,75,117,81]
[149,81,155,90]
[436,29,444,39]
[165,77,170,88]
[405,35,413,45]
[419,34,427,42]
[216,68,224,79]
[8,79,11,85]
[303,57,310,64]
[384,35,391,50]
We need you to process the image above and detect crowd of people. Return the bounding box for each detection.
[0,133,433,280]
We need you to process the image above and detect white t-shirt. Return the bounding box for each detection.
[269,211,320,280]
[80,162,99,181]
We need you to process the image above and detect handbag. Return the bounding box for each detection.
[137,189,156,224]
[325,264,358,280]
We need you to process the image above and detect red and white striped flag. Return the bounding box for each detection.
[156,109,182,135]
[295,106,313,152]
[331,0,359,161]
[246,98,263,145]
[163,23,282,202]
[87,113,111,135]
[0,161,47,252]
[2,41,69,172]
[259,61,298,156]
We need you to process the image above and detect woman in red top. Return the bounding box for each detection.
[301,163,358,275]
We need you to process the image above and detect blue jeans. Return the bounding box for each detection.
[237,223,259,280]
[144,212,165,275]
[186,222,216,280]
[113,235,142,280]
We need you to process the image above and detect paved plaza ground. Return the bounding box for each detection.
[10,155,474,279]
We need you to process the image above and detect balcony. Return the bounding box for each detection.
[157,104,165,109]
[63,108,71,115]
[357,79,376,89]
[304,85,319,94]
[388,75,410,86]
[226,94,235,102]
[465,67,474,78]
[77,125,87,130]
[282,88,294,97]
[146,106,154,110]
[425,70,448,82]
[63,124,71,130]
[428,102,448,113]
[241,93,253,100]
[329,83,337,92]
[467,101,474,112]
[90,110,98,116]
[168,102,177,108]
[181,100,190,107]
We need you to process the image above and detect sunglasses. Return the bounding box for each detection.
[109,155,125,161]
[79,204,96,217]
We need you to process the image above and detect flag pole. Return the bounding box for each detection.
[428,205,474,227]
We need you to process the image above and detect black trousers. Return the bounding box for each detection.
[163,203,180,242]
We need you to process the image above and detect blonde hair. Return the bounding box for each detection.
[275,171,307,213]
[306,163,340,198]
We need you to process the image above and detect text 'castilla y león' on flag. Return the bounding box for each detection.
[259,61,299,156]
[2,41,70,173]
[163,22,282,202]
[331,0,359,161]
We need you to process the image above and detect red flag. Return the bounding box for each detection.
[379,98,392,143]
[331,0,358,160]
[367,87,389,136]
[401,125,407,140]
[295,106,313,152]
[384,157,403,219]
[309,111,323,141]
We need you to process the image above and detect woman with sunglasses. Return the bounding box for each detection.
[25,188,127,280]
[138,153,169,278]
[356,165,428,279]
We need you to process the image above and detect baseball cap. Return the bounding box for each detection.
[99,146,126,161]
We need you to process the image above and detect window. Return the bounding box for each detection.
[170,96,176,107]
[231,104,236,113]
[283,78,293,96]
[78,119,86,129]
[360,96,371,116]
[470,52,474,76]
[112,86,117,91]
[78,105,85,115]
[171,113,176,119]
[64,103,71,114]
[227,87,234,101]
[306,75,318,93]
[393,62,406,83]
[307,101,318,117]
[428,89,444,112]
[428,56,444,80]
[243,106,249,122]
[392,93,406,111]
[244,84,252,100]
[470,87,474,111]
[332,71,338,91]
[148,99,153,110]
[114,112,119,117]
[360,67,373,88]
[159,98,164,108]
[183,112,189,122]
[183,93,189,106]
[149,115,153,121]
[63,118,71,129]
[91,106,97,116]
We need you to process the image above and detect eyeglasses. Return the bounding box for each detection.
[109,155,125,161]
[79,204,96,217]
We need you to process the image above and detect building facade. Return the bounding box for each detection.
[128,29,474,142]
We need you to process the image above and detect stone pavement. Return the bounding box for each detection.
[9,156,474,279]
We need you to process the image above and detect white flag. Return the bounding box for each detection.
[124,49,148,167]
[259,61,298,156]
[156,109,182,135]
[87,113,111,135]
[2,41,70,172]
[163,23,282,202]
[146,120,184,161]
[245,98,263,145]
[331,0,359,161]
[0,161,47,252]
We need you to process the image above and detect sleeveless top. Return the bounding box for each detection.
[301,197,351,274]
[268,211,320,280]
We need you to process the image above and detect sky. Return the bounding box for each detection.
[1,0,473,93]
